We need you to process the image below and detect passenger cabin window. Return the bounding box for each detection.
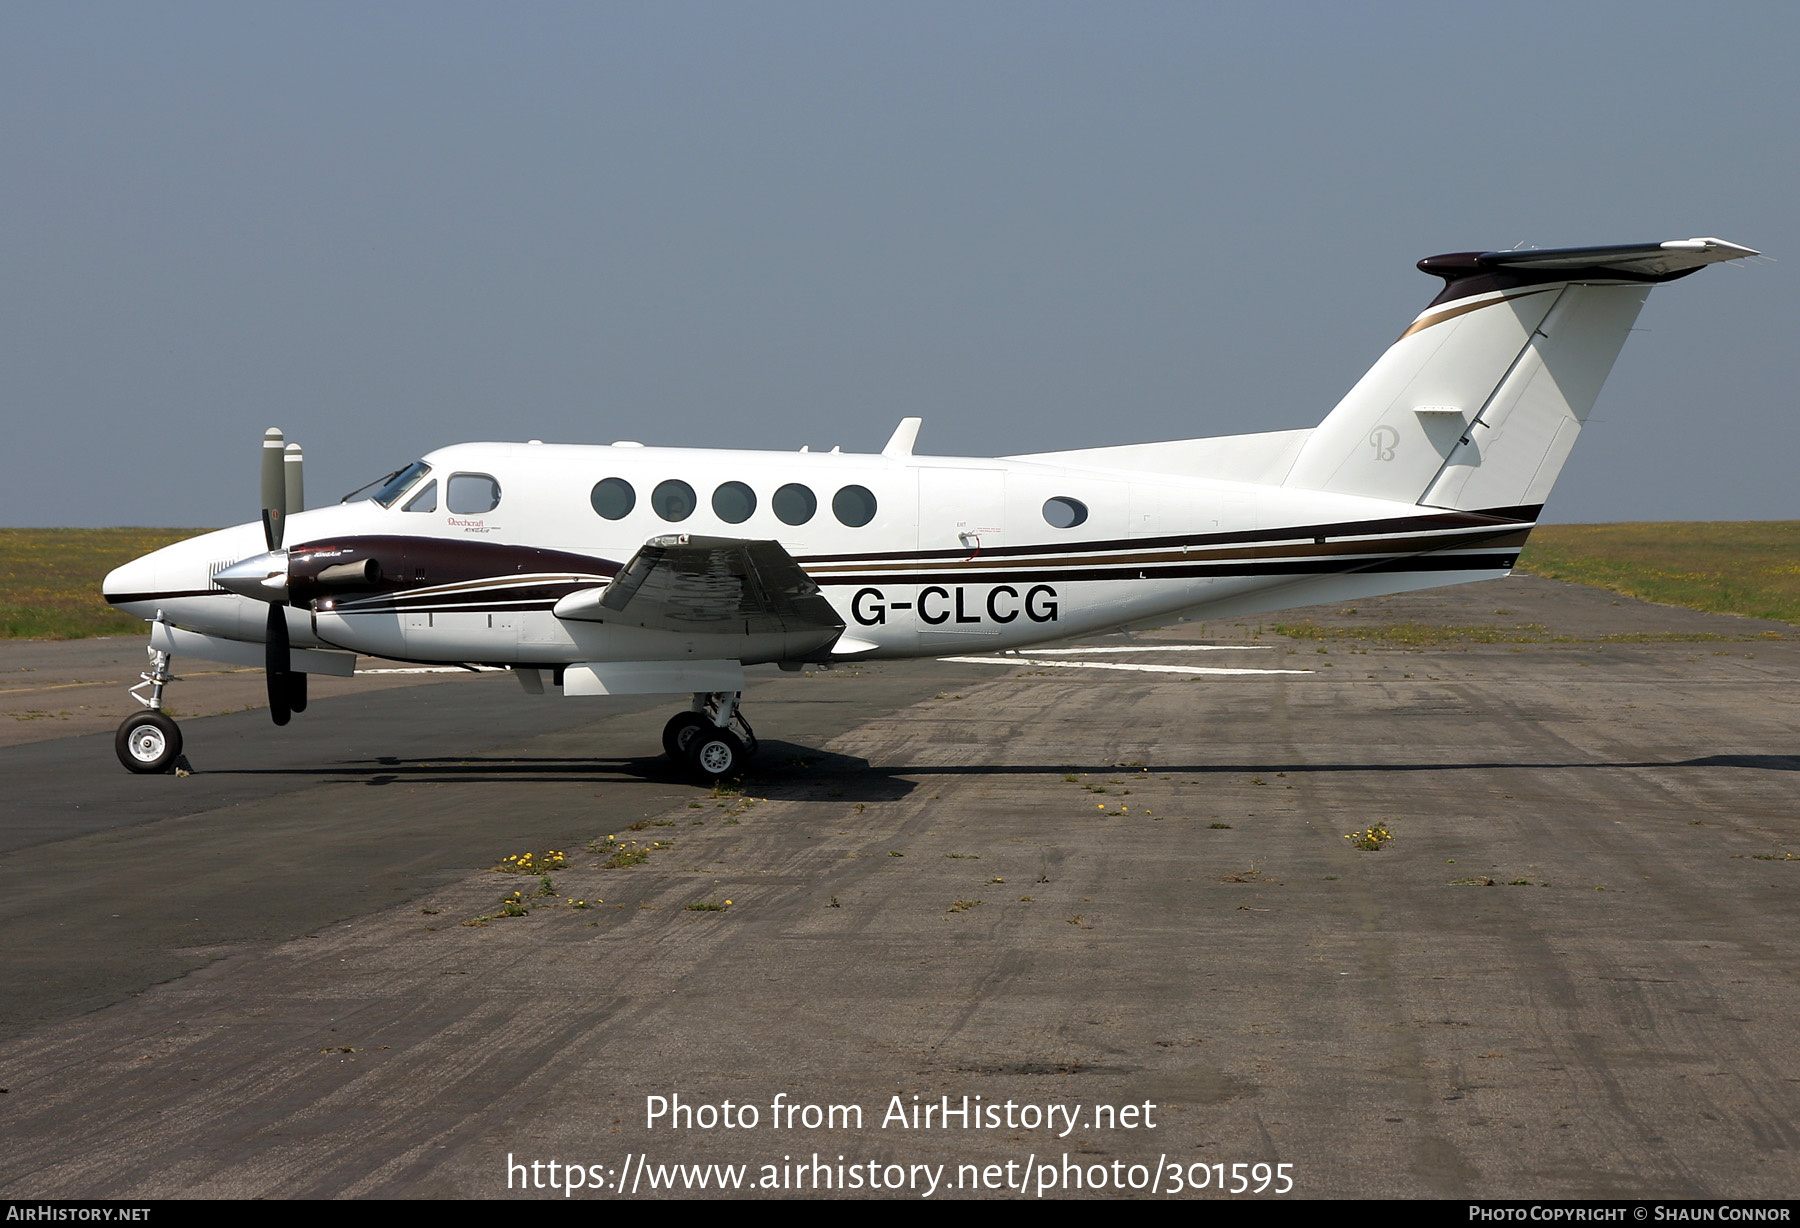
[402,481,438,512]
[832,485,877,528]
[447,473,501,514]
[773,483,816,526]
[590,477,635,520]
[712,481,756,524]
[1042,496,1088,529]
[652,479,696,522]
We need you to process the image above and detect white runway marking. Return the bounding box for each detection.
[989,644,1269,655]
[939,656,1312,677]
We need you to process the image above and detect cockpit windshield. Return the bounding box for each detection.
[349,461,432,508]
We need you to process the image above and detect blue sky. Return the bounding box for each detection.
[2,2,1793,526]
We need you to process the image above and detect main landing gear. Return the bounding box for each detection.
[662,690,758,783]
[116,622,183,774]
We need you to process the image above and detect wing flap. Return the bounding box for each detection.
[557,535,846,639]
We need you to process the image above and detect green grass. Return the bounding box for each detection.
[1518,522,1800,628]
[0,528,214,639]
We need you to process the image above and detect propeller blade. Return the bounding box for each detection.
[261,428,285,549]
[266,603,292,726]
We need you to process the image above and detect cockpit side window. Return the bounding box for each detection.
[402,480,438,512]
[371,461,431,507]
[447,473,501,514]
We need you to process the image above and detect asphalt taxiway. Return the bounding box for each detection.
[0,577,1795,1199]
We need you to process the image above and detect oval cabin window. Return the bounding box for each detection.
[832,485,877,528]
[590,477,636,520]
[652,479,697,522]
[773,483,817,526]
[1042,496,1088,529]
[712,481,756,524]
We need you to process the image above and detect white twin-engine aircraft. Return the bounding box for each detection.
[104,238,1755,779]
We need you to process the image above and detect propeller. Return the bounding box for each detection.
[206,429,308,725]
[261,429,300,725]
[260,509,294,726]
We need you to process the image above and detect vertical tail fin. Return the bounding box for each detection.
[1283,238,1755,513]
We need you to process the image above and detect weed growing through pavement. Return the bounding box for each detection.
[494,849,567,874]
[1345,822,1393,851]
[600,835,663,868]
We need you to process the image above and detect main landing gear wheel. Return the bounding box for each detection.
[116,711,182,775]
[662,711,711,760]
[685,727,745,783]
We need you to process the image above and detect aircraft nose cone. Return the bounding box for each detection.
[214,551,289,601]
[103,554,158,604]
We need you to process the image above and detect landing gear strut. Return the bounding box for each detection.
[116,614,182,774]
[665,690,757,782]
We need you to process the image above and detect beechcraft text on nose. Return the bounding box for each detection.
[646,1093,1156,1137]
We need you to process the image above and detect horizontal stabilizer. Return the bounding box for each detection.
[1468,237,1757,277]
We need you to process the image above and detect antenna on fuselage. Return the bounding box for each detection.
[882,416,922,458]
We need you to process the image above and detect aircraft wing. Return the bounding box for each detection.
[553,534,846,638]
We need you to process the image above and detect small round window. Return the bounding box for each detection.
[1042,496,1088,529]
[712,481,756,524]
[447,473,501,514]
[651,479,697,522]
[832,485,877,528]
[590,477,636,520]
[773,483,817,526]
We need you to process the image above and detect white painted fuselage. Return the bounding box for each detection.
[105,438,1526,668]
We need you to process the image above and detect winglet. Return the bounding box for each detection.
[882,417,922,458]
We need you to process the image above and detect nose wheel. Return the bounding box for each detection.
[117,711,182,774]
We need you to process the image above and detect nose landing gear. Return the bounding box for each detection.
[116,617,183,774]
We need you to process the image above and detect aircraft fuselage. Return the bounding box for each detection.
[104,439,1531,667]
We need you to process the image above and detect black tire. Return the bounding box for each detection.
[288,671,308,715]
[116,711,182,774]
[685,726,744,782]
[661,711,710,760]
